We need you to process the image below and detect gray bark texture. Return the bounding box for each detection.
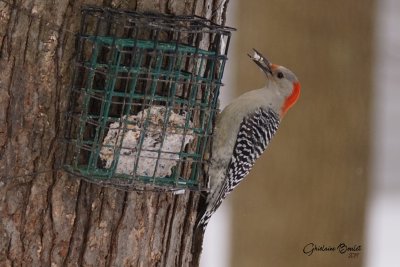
[0,0,229,266]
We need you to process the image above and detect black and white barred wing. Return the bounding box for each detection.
[224,108,280,196]
[197,108,279,229]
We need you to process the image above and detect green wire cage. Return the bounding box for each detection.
[63,7,234,191]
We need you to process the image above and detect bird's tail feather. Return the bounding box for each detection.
[195,185,226,231]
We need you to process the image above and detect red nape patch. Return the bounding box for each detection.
[281,82,301,116]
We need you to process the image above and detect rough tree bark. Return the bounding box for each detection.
[0,0,229,266]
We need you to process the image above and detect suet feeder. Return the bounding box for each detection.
[63,6,234,191]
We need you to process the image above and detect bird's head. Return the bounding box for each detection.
[248,49,301,116]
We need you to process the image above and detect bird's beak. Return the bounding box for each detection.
[247,48,273,75]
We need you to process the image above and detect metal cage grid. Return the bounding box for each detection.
[63,7,234,191]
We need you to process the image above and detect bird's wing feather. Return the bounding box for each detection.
[224,107,280,196]
[197,108,279,229]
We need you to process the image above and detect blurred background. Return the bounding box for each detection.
[201,0,400,266]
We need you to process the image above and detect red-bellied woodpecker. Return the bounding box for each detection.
[197,49,301,230]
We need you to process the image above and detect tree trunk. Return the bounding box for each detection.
[0,0,229,266]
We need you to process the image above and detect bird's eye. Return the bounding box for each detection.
[277,72,284,79]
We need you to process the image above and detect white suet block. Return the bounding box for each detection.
[100,106,194,177]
